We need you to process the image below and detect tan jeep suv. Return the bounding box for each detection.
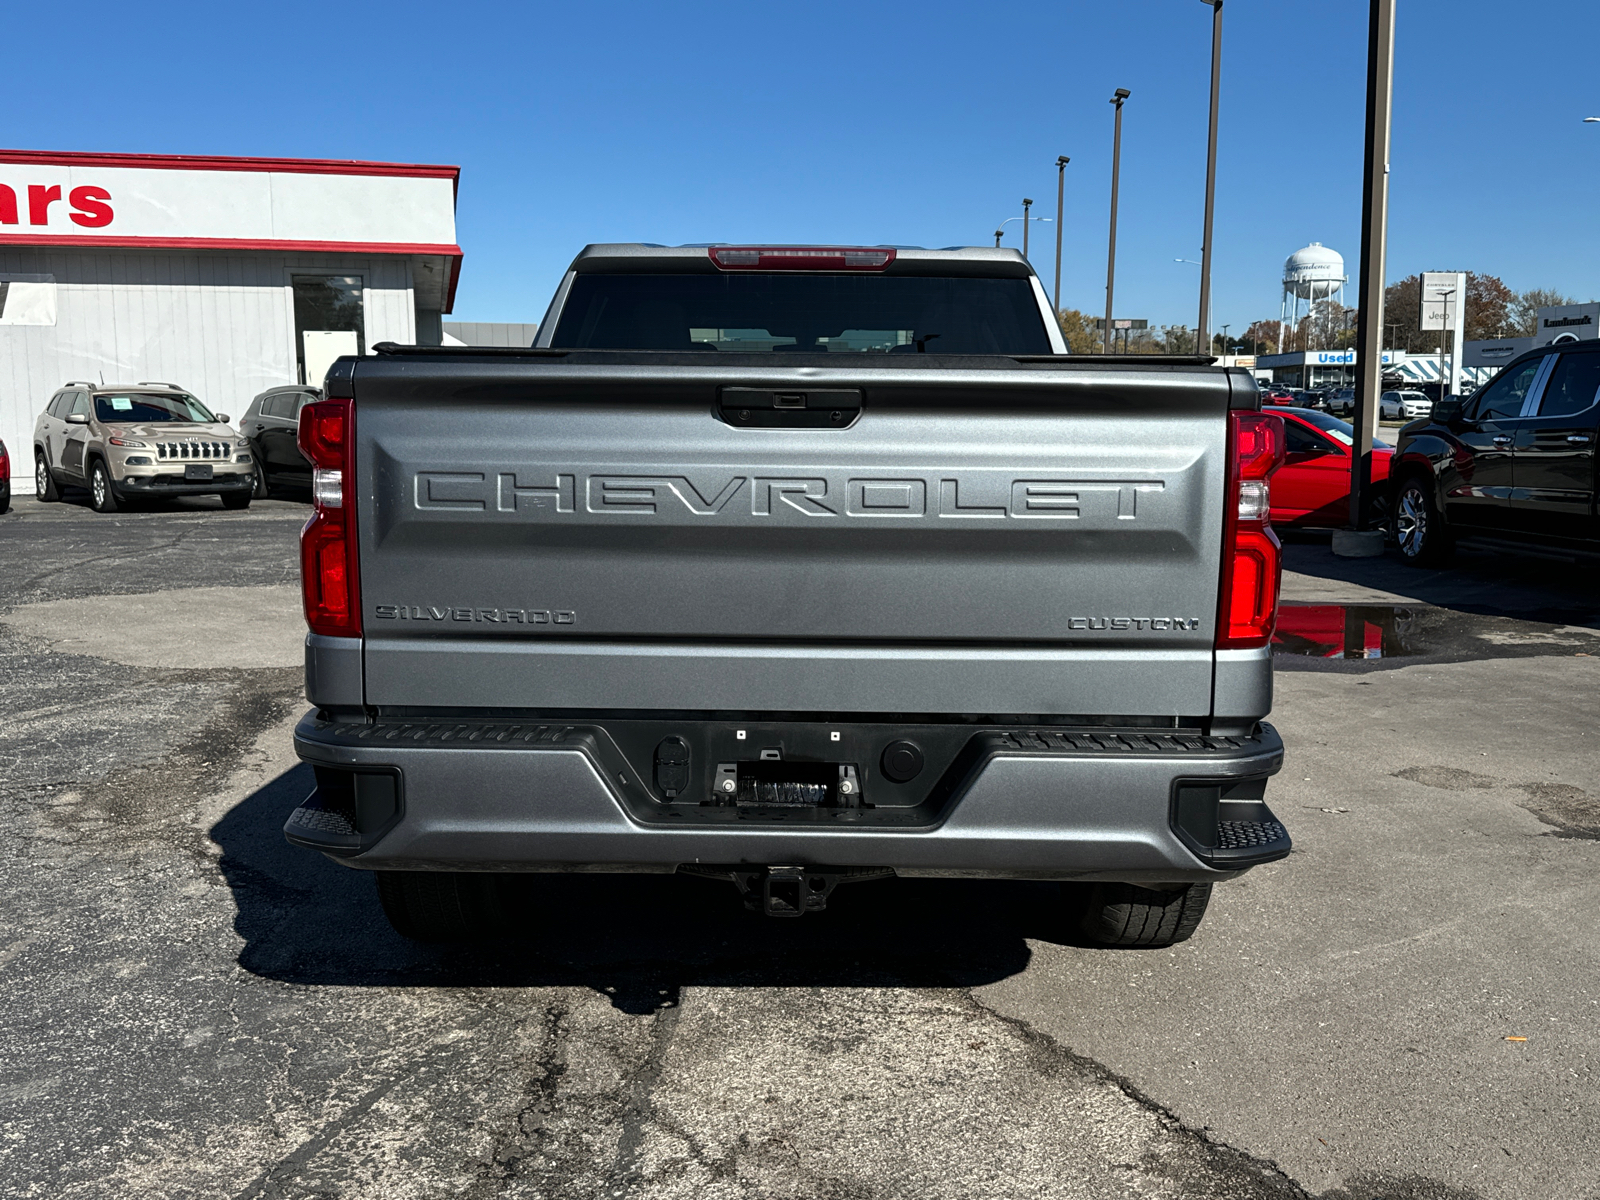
[33,382,254,513]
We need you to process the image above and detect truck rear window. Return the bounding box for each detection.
[550,273,1052,354]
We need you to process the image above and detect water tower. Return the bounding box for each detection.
[1280,243,1348,353]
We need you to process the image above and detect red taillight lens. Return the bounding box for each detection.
[298,399,361,638]
[1235,410,1286,481]
[1216,411,1285,650]
[708,246,897,272]
[0,443,9,484]
[298,400,348,469]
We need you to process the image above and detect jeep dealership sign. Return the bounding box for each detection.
[0,150,458,252]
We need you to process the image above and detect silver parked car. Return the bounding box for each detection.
[1379,389,1433,421]
[33,382,254,513]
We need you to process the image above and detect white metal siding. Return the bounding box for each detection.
[0,247,416,494]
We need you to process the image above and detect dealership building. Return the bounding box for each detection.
[0,148,461,495]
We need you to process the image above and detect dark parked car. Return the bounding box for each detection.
[240,386,319,496]
[1392,341,1600,564]
[0,436,11,514]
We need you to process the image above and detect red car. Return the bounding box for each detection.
[1261,385,1295,406]
[1271,407,1393,528]
[0,436,10,514]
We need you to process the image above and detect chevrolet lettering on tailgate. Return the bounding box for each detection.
[413,470,1167,521]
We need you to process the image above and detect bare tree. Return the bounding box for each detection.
[1510,288,1580,337]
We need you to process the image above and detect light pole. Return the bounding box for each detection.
[1343,0,1395,551]
[1104,88,1130,354]
[996,215,1051,246]
[1220,322,1231,359]
[1196,0,1223,352]
[1022,198,1033,262]
[1054,156,1069,316]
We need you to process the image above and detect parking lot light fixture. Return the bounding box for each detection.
[1105,88,1131,353]
[1054,156,1070,315]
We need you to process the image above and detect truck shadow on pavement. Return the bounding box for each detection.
[211,765,1055,1013]
[1280,534,1600,625]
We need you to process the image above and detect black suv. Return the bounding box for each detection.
[1392,341,1600,563]
[239,386,319,496]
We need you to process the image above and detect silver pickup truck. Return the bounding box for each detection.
[285,243,1291,947]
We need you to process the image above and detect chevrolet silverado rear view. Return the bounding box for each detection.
[284,243,1291,947]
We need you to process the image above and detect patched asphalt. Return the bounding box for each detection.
[1,494,1596,1199]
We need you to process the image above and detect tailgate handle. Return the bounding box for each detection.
[719,386,862,429]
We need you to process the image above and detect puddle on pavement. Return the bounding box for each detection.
[1273,603,1600,663]
[1274,604,1424,659]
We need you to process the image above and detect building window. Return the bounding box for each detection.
[292,275,365,387]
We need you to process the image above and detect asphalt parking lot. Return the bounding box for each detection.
[2,493,1597,1200]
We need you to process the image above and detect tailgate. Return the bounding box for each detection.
[354,359,1231,717]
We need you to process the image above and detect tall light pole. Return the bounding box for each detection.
[1342,0,1395,552]
[1054,156,1069,317]
[1104,88,1130,354]
[1022,198,1033,261]
[1196,0,1223,351]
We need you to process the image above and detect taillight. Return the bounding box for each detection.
[1216,410,1285,649]
[297,398,361,638]
[0,442,9,484]
[708,246,896,271]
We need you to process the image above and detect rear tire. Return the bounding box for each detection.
[35,452,60,502]
[1394,474,1452,567]
[252,462,270,499]
[221,491,251,510]
[375,871,506,942]
[1073,882,1213,948]
[88,459,121,513]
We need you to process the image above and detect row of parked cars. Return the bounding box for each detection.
[28,381,318,513]
[1267,338,1600,563]
[1259,383,1433,422]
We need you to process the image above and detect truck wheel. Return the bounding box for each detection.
[35,452,60,502]
[1074,882,1212,948]
[89,459,121,513]
[1394,475,1452,567]
[375,871,501,942]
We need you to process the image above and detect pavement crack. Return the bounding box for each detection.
[958,988,1311,1198]
[606,993,685,1191]
[230,1017,494,1200]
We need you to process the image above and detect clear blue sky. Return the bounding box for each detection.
[10,0,1598,331]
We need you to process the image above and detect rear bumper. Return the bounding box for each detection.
[289,713,1289,882]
